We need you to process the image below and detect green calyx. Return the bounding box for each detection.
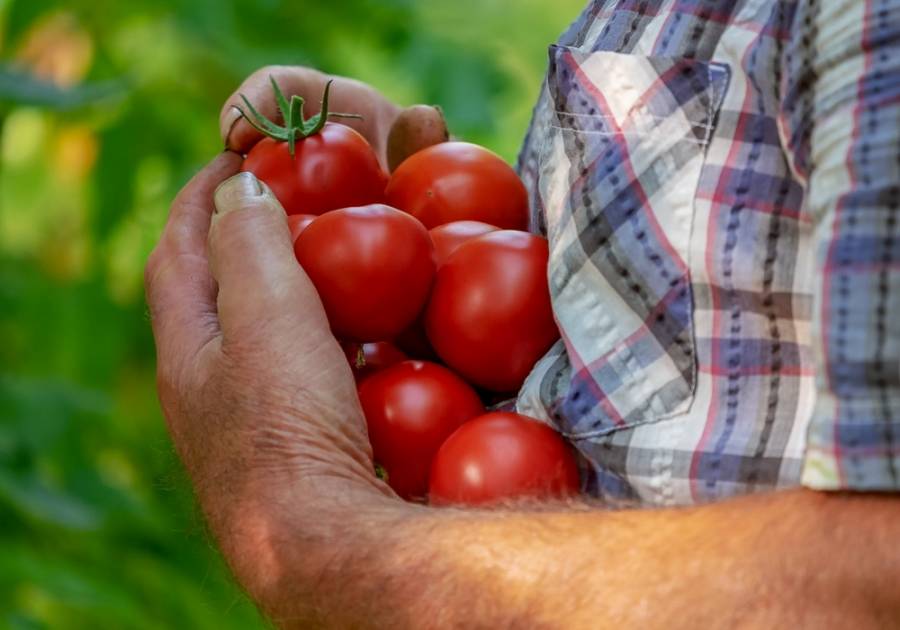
[237,76,362,157]
[354,346,367,369]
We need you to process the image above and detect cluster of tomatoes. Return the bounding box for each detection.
[239,80,579,505]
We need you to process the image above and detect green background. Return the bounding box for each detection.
[0,0,584,627]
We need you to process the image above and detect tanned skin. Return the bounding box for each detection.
[143,68,900,629]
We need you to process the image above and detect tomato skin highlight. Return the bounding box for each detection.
[429,221,499,267]
[358,361,485,500]
[294,204,436,342]
[425,230,559,392]
[243,123,388,216]
[342,341,408,382]
[429,412,580,506]
[385,142,529,230]
[287,214,317,244]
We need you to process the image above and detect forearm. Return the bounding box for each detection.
[231,488,900,629]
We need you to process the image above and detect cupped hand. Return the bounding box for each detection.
[145,155,395,593]
[148,66,449,613]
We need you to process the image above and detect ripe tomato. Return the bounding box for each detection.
[394,315,438,361]
[295,204,436,341]
[429,220,499,266]
[429,412,579,505]
[244,125,387,216]
[239,80,387,215]
[425,231,558,392]
[287,214,317,244]
[358,361,484,500]
[342,341,408,381]
[385,142,529,230]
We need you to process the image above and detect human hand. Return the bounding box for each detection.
[145,155,398,608]
[219,65,448,171]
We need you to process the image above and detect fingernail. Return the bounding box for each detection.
[214,172,265,215]
[222,106,243,149]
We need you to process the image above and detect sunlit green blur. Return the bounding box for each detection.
[0,0,584,626]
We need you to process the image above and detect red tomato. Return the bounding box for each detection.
[385,142,529,230]
[295,204,436,341]
[342,341,408,381]
[358,361,484,500]
[429,221,499,266]
[425,230,558,392]
[394,315,438,361]
[429,412,579,505]
[287,214,317,244]
[243,123,387,215]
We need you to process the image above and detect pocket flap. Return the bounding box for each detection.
[547,45,730,147]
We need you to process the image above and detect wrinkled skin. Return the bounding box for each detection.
[145,155,389,542]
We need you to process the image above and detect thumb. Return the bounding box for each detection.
[386,104,449,172]
[209,172,329,340]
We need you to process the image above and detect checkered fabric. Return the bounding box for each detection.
[515,0,900,505]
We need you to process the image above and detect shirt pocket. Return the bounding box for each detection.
[533,45,729,439]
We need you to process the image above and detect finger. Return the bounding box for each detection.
[208,172,332,344]
[165,151,243,257]
[219,66,399,164]
[146,152,243,363]
[386,104,449,171]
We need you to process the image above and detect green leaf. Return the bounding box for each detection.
[5,612,48,630]
[0,65,125,110]
[0,470,101,531]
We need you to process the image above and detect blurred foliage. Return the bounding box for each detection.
[0,0,584,627]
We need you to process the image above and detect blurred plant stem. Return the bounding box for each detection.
[0,106,6,176]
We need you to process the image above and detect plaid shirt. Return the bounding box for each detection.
[515,0,900,505]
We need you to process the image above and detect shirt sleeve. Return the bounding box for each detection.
[779,0,900,490]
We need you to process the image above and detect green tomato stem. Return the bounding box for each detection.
[235,77,364,157]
